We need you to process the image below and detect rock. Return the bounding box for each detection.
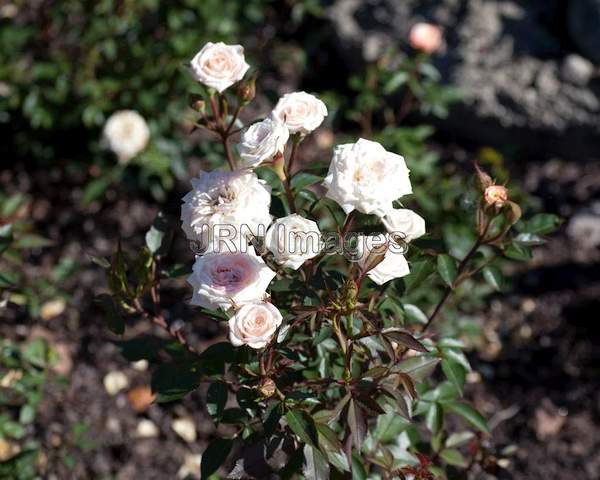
[568,0,600,64]
[172,417,197,443]
[135,419,159,439]
[567,213,600,249]
[562,54,595,85]
[40,298,66,320]
[103,371,129,396]
[178,453,202,479]
[327,0,600,161]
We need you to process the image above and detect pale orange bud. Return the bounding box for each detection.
[409,23,442,54]
[484,185,509,208]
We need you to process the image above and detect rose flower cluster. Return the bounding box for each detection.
[181,42,426,349]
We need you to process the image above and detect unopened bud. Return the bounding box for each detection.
[409,22,442,54]
[258,378,276,398]
[474,163,494,190]
[484,185,508,208]
[192,99,206,113]
[237,75,256,104]
[272,151,286,181]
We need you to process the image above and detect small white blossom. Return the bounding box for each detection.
[356,234,410,285]
[272,91,327,134]
[324,138,412,216]
[103,110,150,164]
[382,208,426,243]
[238,116,289,168]
[190,42,250,93]
[181,170,272,250]
[265,214,321,270]
[229,302,283,349]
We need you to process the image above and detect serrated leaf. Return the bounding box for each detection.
[443,401,490,433]
[445,431,475,448]
[403,304,428,325]
[520,213,562,235]
[437,254,457,287]
[403,258,435,292]
[394,356,440,382]
[151,362,202,403]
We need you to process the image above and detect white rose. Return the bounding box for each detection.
[238,116,289,168]
[356,234,410,285]
[188,246,276,311]
[265,214,321,270]
[272,91,327,134]
[229,302,283,349]
[323,138,412,216]
[382,208,426,243]
[181,170,272,251]
[190,42,250,93]
[103,110,150,164]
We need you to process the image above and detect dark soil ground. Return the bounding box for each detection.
[2,148,599,480]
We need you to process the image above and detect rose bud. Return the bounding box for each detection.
[484,185,509,208]
[409,22,442,54]
[258,378,276,398]
[237,75,256,105]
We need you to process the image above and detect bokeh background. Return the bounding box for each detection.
[1,1,599,479]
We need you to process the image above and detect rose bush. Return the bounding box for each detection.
[98,39,562,480]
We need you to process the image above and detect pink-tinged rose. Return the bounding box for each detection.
[190,42,250,93]
[409,23,442,54]
[188,247,276,311]
[272,91,328,134]
[229,302,283,349]
[484,185,509,208]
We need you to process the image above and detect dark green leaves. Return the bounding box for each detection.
[290,173,322,193]
[347,399,367,452]
[382,328,427,353]
[436,254,457,287]
[482,265,503,291]
[443,401,489,433]
[151,362,202,403]
[207,381,228,422]
[286,410,318,447]
[518,213,562,235]
[200,438,233,479]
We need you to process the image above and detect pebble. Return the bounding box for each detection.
[172,417,197,443]
[103,371,129,396]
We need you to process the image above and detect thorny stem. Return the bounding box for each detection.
[282,138,302,214]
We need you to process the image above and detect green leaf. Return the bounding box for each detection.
[403,304,428,325]
[441,358,466,395]
[200,438,233,479]
[82,177,110,205]
[504,242,533,261]
[482,265,503,291]
[23,338,50,368]
[151,362,202,403]
[291,173,322,192]
[115,336,168,361]
[437,254,457,287]
[426,402,443,434]
[145,226,164,254]
[520,214,562,235]
[286,410,318,447]
[13,234,52,249]
[403,258,435,292]
[351,452,368,480]
[207,381,228,421]
[95,294,125,335]
[395,356,441,382]
[347,399,367,452]
[443,401,490,433]
[440,448,468,467]
[445,431,475,448]
[302,444,330,480]
[383,71,409,94]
